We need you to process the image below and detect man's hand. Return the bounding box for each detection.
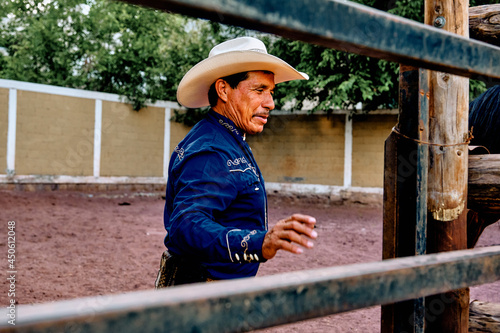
[262,214,317,260]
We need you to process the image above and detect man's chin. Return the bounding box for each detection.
[246,126,265,135]
[249,119,267,133]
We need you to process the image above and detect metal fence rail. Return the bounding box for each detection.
[5,246,500,333]
[128,0,500,81]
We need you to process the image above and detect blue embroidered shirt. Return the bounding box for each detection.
[163,110,268,279]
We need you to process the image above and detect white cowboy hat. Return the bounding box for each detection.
[176,37,309,108]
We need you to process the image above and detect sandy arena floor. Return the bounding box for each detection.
[1,189,498,332]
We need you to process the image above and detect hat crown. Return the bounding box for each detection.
[209,37,268,58]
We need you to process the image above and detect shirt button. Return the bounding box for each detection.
[235,253,240,261]
[254,254,259,261]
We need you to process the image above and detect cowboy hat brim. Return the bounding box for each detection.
[176,50,309,109]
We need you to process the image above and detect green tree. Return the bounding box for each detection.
[0,0,218,109]
[268,37,399,113]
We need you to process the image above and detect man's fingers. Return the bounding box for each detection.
[278,228,315,249]
[287,214,316,225]
[281,219,318,240]
[274,238,305,254]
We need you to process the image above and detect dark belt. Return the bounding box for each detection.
[155,250,214,288]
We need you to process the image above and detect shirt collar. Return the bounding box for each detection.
[208,109,246,141]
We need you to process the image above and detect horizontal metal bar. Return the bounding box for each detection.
[7,246,500,333]
[123,0,500,80]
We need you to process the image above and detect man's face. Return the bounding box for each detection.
[224,71,275,135]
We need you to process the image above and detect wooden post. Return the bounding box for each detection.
[424,0,470,332]
[382,60,433,332]
[381,65,424,333]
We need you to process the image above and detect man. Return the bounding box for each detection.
[156,37,317,287]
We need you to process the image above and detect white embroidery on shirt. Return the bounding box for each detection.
[229,167,253,173]
[227,158,259,178]
[227,157,248,166]
[241,230,257,251]
[218,119,240,136]
[174,146,185,161]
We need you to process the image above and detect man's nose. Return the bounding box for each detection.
[263,92,275,111]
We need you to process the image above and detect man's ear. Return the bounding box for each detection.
[215,79,229,103]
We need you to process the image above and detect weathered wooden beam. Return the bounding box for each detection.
[4,246,500,333]
[469,301,500,332]
[120,0,500,80]
[424,0,470,331]
[468,154,500,215]
[470,4,500,47]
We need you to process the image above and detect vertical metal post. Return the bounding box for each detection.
[413,68,430,333]
[381,65,426,333]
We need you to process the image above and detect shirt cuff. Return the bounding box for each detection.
[225,229,267,263]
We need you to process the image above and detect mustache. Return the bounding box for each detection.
[253,111,270,117]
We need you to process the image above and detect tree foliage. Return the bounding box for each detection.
[0,0,218,109]
[0,0,496,123]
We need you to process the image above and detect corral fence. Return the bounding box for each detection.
[3,247,500,333]
[3,0,500,332]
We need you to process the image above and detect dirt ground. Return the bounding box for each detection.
[1,189,499,332]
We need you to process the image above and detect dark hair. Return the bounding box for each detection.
[469,85,500,153]
[208,72,250,107]
[207,70,273,107]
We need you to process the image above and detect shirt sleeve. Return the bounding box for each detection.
[166,150,266,264]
